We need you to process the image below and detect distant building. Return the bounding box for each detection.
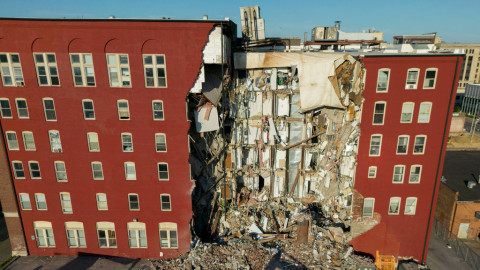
[393,33,440,45]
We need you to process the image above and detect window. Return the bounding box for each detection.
[42,98,57,121]
[33,53,60,86]
[409,165,422,183]
[5,131,19,150]
[15,98,29,119]
[369,135,382,156]
[22,131,36,151]
[160,194,171,211]
[418,102,432,123]
[376,69,390,92]
[367,166,377,178]
[0,99,12,118]
[96,193,108,210]
[91,162,104,180]
[54,161,67,182]
[413,135,427,154]
[87,132,100,152]
[159,222,178,249]
[106,54,131,87]
[155,133,167,152]
[35,193,47,210]
[0,53,24,86]
[404,197,418,215]
[405,68,419,89]
[19,193,32,210]
[65,222,86,248]
[12,161,25,179]
[157,163,169,180]
[82,100,95,120]
[143,54,167,88]
[387,197,401,215]
[124,162,136,180]
[423,68,437,89]
[28,161,41,179]
[121,133,133,152]
[362,198,374,217]
[396,135,409,155]
[96,222,116,248]
[400,102,414,123]
[127,222,147,248]
[392,165,405,183]
[152,100,164,120]
[128,194,139,211]
[48,130,62,153]
[33,221,55,247]
[117,100,130,120]
[372,102,386,125]
[70,53,95,87]
[60,192,73,214]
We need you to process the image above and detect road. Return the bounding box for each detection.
[427,232,471,270]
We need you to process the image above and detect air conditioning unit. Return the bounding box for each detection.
[476,211,480,219]
[406,84,416,89]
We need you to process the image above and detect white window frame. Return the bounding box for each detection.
[54,161,67,182]
[367,166,377,178]
[423,68,438,89]
[19,193,32,210]
[0,53,24,87]
[160,194,171,211]
[87,132,100,152]
[12,161,25,179]
[143,54,167,88]
[396,135,409,155]
[388,197,401,215]
[404,197,418,215]
[60,192,73,214]
[91,162,104,180]
[65,222,86,248]
[82,99,95,120]
[392,165,405,184]
[70,53,96,87]
[0,98,12,118]
[48,130,62,153]
[106,54,131,87]
[376,68,390,92]
[409,165,422,184]
[128,193,140,211]
[28,161,41,179]
[372,101,386,125]
[42,98,57,121]
[22,131,36,151]
[362,198,375,217]
[117,100,130,120]
[124,162,136,180]
[369,134,382,157]
[405,68,419,89]
[418,102,432,123]
[35,193,47,210]
[33,221,55,248]
[96,193,108,211]
[127,222,147,248]
[121,133,133,152]
[96,222,116,248]
[157,162,169,181]
[413,135,427,155]
[400,102,414,123]
[159,222,178,249]
[33,53,60,86]
[5,131,19,150]
[155,133,167,152]
[15,98,29,119]
[152,100,165,120]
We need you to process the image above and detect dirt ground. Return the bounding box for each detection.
[448,133,480,149]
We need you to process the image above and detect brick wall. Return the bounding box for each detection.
[434,182,458,229]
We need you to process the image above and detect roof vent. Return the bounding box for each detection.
[109,15,115,19]
[203,15,208,20]
[467,180,477,189]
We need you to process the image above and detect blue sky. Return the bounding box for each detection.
[1,0,479,43]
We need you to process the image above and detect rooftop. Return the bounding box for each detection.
[442,151,480,201]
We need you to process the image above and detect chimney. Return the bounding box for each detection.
[334,20,341,30]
